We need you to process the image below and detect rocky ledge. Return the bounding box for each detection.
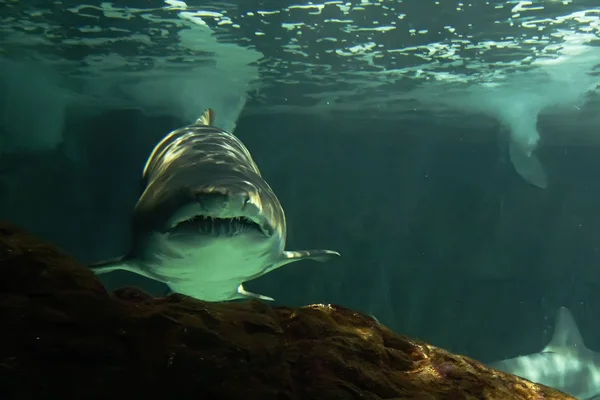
[0,222,574,399]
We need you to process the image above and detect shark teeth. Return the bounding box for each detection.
[172,214,272,237]
[176,215,265,237]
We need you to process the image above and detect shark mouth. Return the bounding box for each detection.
[173,215,269,237]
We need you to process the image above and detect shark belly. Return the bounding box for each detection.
[139,233,279,302]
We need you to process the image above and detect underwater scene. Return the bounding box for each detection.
[1,0,600,398]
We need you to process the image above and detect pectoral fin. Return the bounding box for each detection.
[236,284,274,301]
[265,249,341,274]
[88,257,153,279]
[88,257,132,274]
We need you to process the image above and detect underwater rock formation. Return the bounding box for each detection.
[0,221,575,399]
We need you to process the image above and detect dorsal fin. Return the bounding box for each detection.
[195,108,215,126]
[543,307,586,354]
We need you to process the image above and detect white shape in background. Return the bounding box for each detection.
[407,15,600,188]
[491,307,600,400]
[0,1,262,155]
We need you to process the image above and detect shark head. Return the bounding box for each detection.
[132,109,286,254]
[491,307,600,400]
[131,122,288,272]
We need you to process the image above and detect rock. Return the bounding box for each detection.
[0,221,575,399]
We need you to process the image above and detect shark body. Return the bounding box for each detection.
[491,307,600,400]
[89,108,340,302]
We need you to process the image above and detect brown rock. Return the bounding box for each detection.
[0,221,575,399]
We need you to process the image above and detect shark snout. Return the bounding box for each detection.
[196,191,252,217]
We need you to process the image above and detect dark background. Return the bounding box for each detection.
[1,107,599,365]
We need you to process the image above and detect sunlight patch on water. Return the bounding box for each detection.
[231,0,599,129]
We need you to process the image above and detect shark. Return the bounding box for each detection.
[89,108,341,302]
[490,307,600,400]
